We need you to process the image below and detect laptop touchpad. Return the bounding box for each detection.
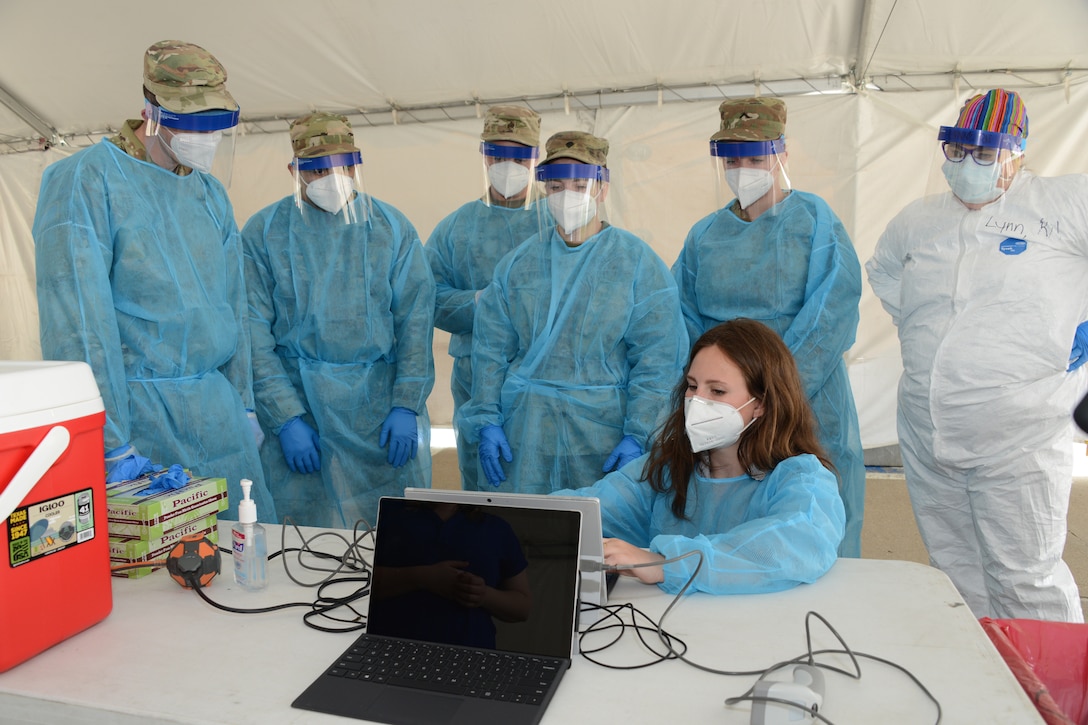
[369,690,461,724]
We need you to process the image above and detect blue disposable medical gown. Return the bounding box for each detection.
[33,138,275,522]
[458,224,688,493]
[672,191,864,557]
[426,199,541,488]
[242,194,435,529]
[557,453,845,594]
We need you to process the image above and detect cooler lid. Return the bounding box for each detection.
[0,361,104,419]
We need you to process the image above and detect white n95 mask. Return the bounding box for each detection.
[487,161,532,199]
[684,395,757,452]
[306,173,356,214]
[169,131,223,173]
[547,189,597,233]
[725,168,775,209]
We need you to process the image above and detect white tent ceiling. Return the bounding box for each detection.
[2,0,1086,151]
[2,0,1087,448]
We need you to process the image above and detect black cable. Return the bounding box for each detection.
[595,557,942,724]
[277,516,376,586]
[185,570,368,619]
[189,516,378,632]
[577,600,688,669]
[653,550,776,676]
[718,611,942,725]
[804,646,942,724]
[572,551,701,669]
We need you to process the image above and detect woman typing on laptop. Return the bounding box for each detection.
[554,318,845,594]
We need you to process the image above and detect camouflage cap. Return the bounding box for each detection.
[540,131,609,167]
[143,40,238,113]
[289,112,361,159]
[481,105,541,147]
[711,97,787,142]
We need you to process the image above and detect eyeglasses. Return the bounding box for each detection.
[942,142,1000,166]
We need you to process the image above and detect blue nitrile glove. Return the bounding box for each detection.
[1069,321,1088,372]
[246,409,265,449]
[380,407,418,468]
[105,443,135,466]
[603,435,642,473]
[105,444,158,484]
[278,416,321,474]
[109,455,155,480]
[133,464,191,496]
[479,425,512,487]
[105,443,135,482]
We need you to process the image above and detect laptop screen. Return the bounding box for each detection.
[367,497,582,660]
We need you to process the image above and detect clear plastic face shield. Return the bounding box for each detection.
[535,163,610,246]
[481,141,539,209]
[927,126,1025,210]
[710,138,790,219]
[144,101,239,186]
[292,151,371,226]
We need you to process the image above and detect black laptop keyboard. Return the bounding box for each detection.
[326,636,564,705]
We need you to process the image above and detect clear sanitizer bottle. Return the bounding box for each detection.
[232,478,267,591]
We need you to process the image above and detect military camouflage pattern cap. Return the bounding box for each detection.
[711,97,787,142]
[540,131,609,167]
[143,40,238,113]
[290,112,361,159]
[481,105,540,147]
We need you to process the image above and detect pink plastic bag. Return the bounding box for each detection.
[980,617,1088,725]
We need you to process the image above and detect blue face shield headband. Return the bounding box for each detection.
[480,142,539,160]
[710,138,785,158]
[937,126,1025,154]
[293,151,364,172]
[535,163,610,183]
[151,105,240,132]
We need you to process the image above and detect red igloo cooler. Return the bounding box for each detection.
[0,360,111,672]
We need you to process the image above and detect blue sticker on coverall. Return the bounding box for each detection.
[999,238,1027,255]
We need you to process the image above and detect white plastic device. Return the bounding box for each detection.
[750,664,825,725]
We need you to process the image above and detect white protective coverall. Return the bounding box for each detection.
[866,170,1088,621]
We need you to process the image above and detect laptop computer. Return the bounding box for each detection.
[291,495,583,725]
[403,488,612,615]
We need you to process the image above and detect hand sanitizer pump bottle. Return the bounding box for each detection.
[232,478,267,590]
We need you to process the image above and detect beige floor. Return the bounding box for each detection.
[432,448,1088,618]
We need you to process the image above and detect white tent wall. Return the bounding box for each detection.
[2,0,1087,452]
[0,150,51,360]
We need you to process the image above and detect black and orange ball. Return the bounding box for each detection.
[165,534,221,589]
